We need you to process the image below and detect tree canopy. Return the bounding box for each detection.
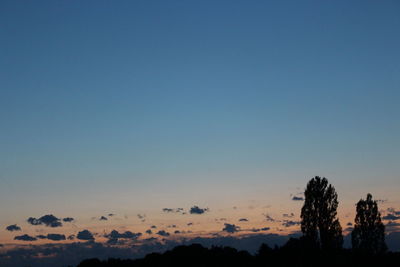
[300,176,343,250]
[352,193,387,254]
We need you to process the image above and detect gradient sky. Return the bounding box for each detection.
[1,0,400,246]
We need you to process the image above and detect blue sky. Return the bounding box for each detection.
[0,0,399,247]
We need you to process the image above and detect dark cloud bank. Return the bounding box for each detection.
[0,234,297,267]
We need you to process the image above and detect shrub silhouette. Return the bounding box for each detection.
[352,193,387,254]
[300,176,343,250]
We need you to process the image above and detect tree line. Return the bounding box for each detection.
[300,176,387,254]
[77,176,398,267]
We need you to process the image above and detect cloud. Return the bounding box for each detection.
[386,221,400,227]
[162,208,184,214]
[292,196,304,201]
[264,214,275,222]
[36,234,66,241]
[63,217,74,222]
[150,225,157,229]
[283,213,294,218]
[282,220,301,227]
[6,224,21,232]
[222,223,240,233]
[156,230,170,237]
[27,217,42,225]
[383,214,400,221]
[77,230,95,241]
[99,216,108,221]
[167,224,177,228]
[137,214,146,222]
[46,234,66,241]
[14,234,37,241]
[187,222,193,226]
[190,206,209,215]
[174,230,181,234]
[386,231,400,251]
[0,241,139,267]
[145,230,152,234]
[162,208,175,213]
[250,227,270,232]
[106,230,142,240]
[27,214,62,227]
[105,230,142,244]
[239,218,248,222]
[386,222,400,233]
[387,208,400,215]
[143,237,158,242]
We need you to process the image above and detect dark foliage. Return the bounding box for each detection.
[301,176,343,250]
[76,242,400,267]
[352,193,387,254]
[77,244,253,267]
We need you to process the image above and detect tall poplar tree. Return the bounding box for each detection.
[301,176,343,250]
[352,193,387,254]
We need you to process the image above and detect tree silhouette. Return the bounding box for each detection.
[300,176,343,250]
[351,193,387,254]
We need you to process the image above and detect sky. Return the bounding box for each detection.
[0,0,400,264]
